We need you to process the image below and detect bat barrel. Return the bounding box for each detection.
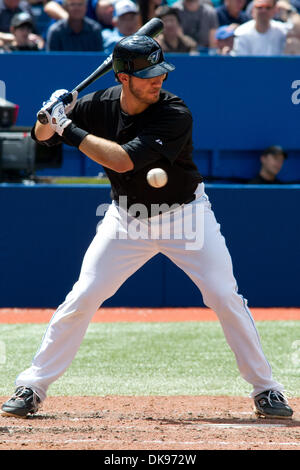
[136,17,163,37]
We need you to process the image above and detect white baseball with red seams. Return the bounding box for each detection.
[147,168,168,188]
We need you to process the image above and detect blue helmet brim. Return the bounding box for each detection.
[132,61,175,79]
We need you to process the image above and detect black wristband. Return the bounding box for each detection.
[62,122,89,148]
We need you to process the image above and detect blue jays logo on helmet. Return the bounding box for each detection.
[148,50,161,65]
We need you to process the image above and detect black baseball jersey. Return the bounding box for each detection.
[32,85,203,212]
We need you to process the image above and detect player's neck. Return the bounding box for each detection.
[120,89,149,115]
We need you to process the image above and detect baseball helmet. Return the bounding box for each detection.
[112,35,175,79]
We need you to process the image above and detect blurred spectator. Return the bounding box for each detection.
[29,0,53,38]
[210,0,223,6]
[42,0,122,45]
[1,1,47,48]
[248,145,287,183]
[137,0,161,25]
[9,11,42,47]
[0,0,33,33]
[246,0,298,20]
[172,0,219,49]
[285,36,300,52]
[245,0,256,16]
[94,0,115,28]
[214,23,238,54]
[216,0,250,26]
[0,10,43,48]
[284,11,300,52]
[290,0,300,12]
[43,0,112,39]
[233,0,289,55]
[43,0,116,29]
[46,0,103,50]
[155,5,198,52]
[102,0,139,52]
[44,0,68,21]
[275,0,297,20]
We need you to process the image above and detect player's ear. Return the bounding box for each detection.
[117,73,129,85]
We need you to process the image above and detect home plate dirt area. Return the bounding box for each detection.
[0,308,299,450]
[0,396,299,450]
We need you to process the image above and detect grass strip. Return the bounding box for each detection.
[0,321,299,397]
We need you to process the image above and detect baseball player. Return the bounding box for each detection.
[2,35,293,419]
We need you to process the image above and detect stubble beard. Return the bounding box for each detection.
[128,77,160,105]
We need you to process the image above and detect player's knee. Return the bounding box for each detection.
[75,291,100,313]
[202,284,236,312]
[73,282,117,312]
[62,283,102,314]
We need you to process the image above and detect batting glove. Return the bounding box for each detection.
[44,101,72,136]
[48,89,78,115]
[39,89,78,123]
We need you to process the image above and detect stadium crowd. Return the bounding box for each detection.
[0,0,300,54]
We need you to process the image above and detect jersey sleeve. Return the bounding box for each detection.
[121,108,193,172]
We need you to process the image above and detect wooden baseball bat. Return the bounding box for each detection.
[37,18,164,124]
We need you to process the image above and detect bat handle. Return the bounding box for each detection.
[37,110,49,125]
[37,92,74,124]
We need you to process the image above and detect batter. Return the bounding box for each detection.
[1,35,293,419]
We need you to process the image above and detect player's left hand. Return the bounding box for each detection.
[45,101,72,136]
[49,89,78,115]
[42,89,78,116]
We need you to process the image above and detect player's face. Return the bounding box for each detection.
[127,74,166,105]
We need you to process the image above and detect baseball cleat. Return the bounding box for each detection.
[1,386,41,418]
[254,390,293,419]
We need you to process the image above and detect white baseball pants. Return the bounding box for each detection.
[16,183,284,401]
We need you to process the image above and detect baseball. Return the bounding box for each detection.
[146,168,168,188]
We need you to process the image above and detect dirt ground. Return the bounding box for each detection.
[1,308,299,451]
[0,396,299,450]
